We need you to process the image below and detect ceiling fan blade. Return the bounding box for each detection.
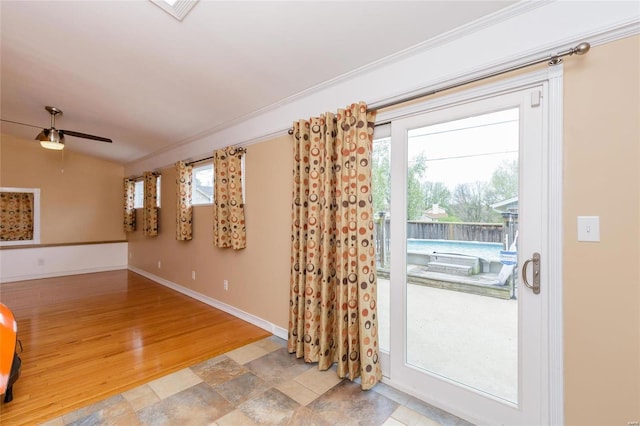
[0,118,44,130]
[60,130,112,143]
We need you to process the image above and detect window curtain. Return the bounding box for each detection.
[213,147,246,249]
[288,102,381,390]
[143,172,159,237]
[123,179,136,232]
[0,192,34,241]
[176,161,193,241]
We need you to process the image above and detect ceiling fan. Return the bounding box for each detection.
[1,106,112,150]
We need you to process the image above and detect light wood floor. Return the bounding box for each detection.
[0,270,270,425]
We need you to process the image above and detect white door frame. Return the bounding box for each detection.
[375,66,564,425]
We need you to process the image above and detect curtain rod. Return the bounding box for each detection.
[126,148,248,179]
[287,41,591,135]
[186,155,213,166]
[186,147,247,166]
[126,171,160,181]
[126,161,205,179]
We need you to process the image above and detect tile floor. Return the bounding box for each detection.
[39,336,473,426]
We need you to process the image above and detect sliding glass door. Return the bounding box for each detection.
[376,83,551,425]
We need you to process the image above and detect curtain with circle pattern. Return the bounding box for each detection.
[213,147,246,249]
[123,179,136,232]
[143,171,159,237]
[288,102,381,390]
[175,161,193,241]
[0,192,34,241]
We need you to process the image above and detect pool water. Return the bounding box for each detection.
[407,239,503,261]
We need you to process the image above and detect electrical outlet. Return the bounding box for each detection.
[223,280,229,291]
[192,271,196,280]
[157,261,161,269]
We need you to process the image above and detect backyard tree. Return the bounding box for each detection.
[451,181,501,223]
[449,160,518,223]
[372,138,391,214]
[407,153,427,220]
[423,181,451,211]
[489,159,519,202]
[371,138,428,220]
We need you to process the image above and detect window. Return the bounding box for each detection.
[190,157,246,206]
[192,163,214,205]
[0,187,40,246]
[133,181,143,208]
[133,176,161,208]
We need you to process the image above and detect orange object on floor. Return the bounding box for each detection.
[0,303,21,402]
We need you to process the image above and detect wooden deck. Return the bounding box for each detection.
[0,270,270,425]
[378,267,513,299]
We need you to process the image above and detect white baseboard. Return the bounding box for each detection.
[128,265,288,340]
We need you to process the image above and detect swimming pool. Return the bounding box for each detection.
[407,239,503,261]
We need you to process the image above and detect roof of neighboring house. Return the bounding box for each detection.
[491,197,518,213]
[424,204,448,220]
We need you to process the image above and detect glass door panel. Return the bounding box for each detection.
[371,135,391,353]
[388,85,547,425]
[405,109,519,403]
[373,130,391,376]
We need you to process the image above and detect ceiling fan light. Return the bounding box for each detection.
[40,140,65,150]
[36,128,65,150]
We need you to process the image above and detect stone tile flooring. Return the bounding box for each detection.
[39,336,472,425]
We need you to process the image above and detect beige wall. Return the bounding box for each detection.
[0,134,126,244]
[128,135,293,327]
[127,36,639,424]
[563,36,640,425]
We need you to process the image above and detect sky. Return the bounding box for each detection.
[406,108,519,190]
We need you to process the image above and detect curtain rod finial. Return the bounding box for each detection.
[574,42,590,56]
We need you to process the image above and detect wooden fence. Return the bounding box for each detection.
[406,221,503,242]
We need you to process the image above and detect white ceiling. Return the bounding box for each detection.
[1,1,516,164]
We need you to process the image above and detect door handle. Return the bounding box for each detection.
[522,252,540,294]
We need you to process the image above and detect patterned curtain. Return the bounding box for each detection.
[0,192,34,241]
[123,179,136,232]
[213,147,246,249]
[176,161,193,241]
[143,172,159,237]
[288,102,380,390]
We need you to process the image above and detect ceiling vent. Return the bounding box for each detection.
[150,0,199,21]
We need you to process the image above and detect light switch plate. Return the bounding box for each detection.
[577,216,600,242]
